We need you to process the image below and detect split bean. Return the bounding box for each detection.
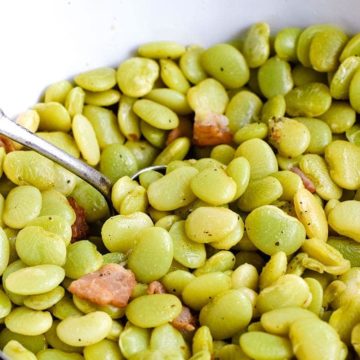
[116,57,159,97]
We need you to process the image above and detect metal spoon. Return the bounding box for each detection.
[0,109,166,208]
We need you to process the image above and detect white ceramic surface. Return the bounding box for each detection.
[0,0,359,117]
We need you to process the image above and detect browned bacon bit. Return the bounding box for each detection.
[68,197,89,242]
[0,135,16,153]
[147,281,167,294]
[166,118,193,145]
[290,167,316,193]
[171,306,197,332]
[192,112,233,146]
[68,263,137,307]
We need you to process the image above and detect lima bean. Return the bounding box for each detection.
[72,114,100,166]
[240,331,293,360]
[148,166,198,211]
[325,140,360,190]
[299,154,342,200]
[179,46,207,84]
[145,88,192,115]
[319,101,356,133]
[169,220,206,269]
[127,227,173,283]
[185,207,239,243]
[194,250,236,276]
[242,22,270,68]
[328,201,360,242]
[37,349,84,360]
[256,274,311,314]
[150,323,190,358]
[5,307,52,336]
[27,215,72,246]
[246,205,306,255]
[133,99,179,130]
[40,189,76,225]
[294,188,328,241]
[290,317,347,360]
[225,90,262,132]
[23,286,65,311]
[99,144,138,184]
[274,27,302,62]
[258,56,294,99]
[285,82,332,117]
[138,41,185,59]
[65,87,85,117]
[5,265,65,296]
[235,138,278,180]
[187,78,229,114]
[3,151,55,190]
[191,165,237,205]
[15,226,66,266]
[102,212,153,253]
[0,328,47,354]
[83,105,124,149]
[292,64,327,86]
[118,323,150,358]
[125,294,182,328]
[330,56,360,99]
[117,95,141,141]
[226,156,250,200]
[3,340,37,360]
[44,80,73,104]
[33,102,71,132]
[160,59,190,93]
[70,180,109,223]
[201,43,250,89]
[340,32,360,61]
[199,289,252,340]
[0,228,9,276]
[183,272,231,311]
[116,57,159,97]
[309,28,348,72]
[74,67,116,92]
[56,311,112,347]
[237,176,283,212]
[64,240,103,279]
[84,89,121,107]
[261,307,317,336]
[259,251,287,290]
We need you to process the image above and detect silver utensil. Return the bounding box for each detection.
[0,109,166,206]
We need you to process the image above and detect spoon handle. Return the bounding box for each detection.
[0,109,112,199]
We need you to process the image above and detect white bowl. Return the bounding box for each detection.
[0,0,359,117]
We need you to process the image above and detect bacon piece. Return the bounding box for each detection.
[147,281,167,294]
[166,118,193,145]
[291,167,316,193]
[0,135,16,153]
[68,197,89,242]
[193,112,233,146]
[171,306,196,332]
[68,264,137,308]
